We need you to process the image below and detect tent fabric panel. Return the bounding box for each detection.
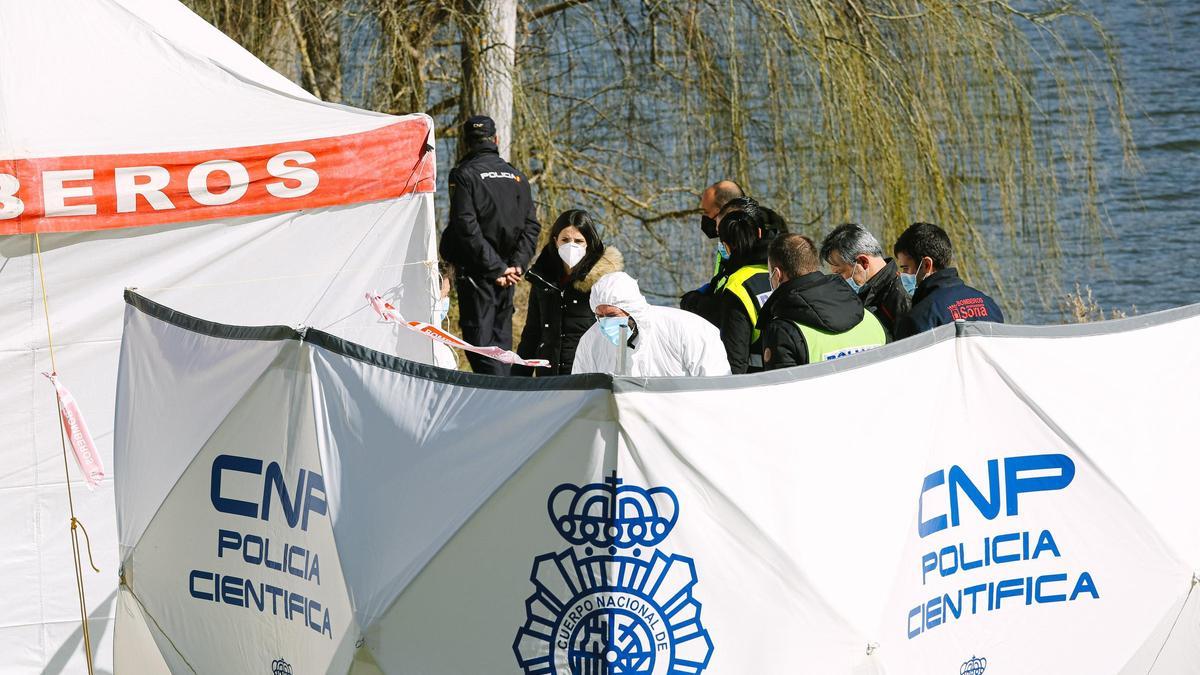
[115,587,172,675]
[610,341,960,643]
[8,197,437,357]
[308,344,612,630]
[114,302,292,551]
[0,0,406,159]
[959,320,1200,566]
[108,0,315,100]
[123,339,361,673]
[0,595,118,675]
[1117,578,1200,675]
[876,335,1190,672]
[0,485,40,630]
[363,414,621,672]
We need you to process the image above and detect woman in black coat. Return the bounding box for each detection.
[515,209,623,375]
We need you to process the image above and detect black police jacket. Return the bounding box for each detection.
[893,268,1004,340]
[857,258,911,338]
[439,142,540,279]
[515,245,624,376]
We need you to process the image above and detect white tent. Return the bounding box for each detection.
[115,291,1200,673]
[0,1,438,671]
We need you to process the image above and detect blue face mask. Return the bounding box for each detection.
[844,275,862,293]
[597,316,630,346]
[900,273,918,296]
[433,296,451,324]
[716,243,730,260]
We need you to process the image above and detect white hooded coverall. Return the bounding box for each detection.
[571,272,731,377]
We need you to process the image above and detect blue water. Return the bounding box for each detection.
[1067,2,1200,319]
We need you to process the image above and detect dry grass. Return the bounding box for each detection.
[1062,283,1133,323]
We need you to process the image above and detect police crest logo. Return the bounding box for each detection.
[513,473,714,674]
[960,655,987,675]
[270,657,292,675]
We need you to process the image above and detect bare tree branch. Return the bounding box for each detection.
[527,0,594,21]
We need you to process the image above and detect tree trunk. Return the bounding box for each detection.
[459,0,517,159]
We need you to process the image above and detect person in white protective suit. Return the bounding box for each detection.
[572,272,732,376]
[433,262,460,369]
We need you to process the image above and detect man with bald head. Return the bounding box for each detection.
[682,179,745,324]
[698,179,745,239]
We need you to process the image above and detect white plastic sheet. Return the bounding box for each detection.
[114,292,1200,673]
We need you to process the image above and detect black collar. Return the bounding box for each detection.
[912,267,962,304]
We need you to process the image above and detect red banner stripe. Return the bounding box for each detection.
[0,117,434,235]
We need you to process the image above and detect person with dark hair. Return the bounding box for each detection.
[682,194,781,326]
[515,209,624,375]
[891,222,1004,339]
[760,233,887,370]
[715,210,772,373]
[819,223,911,336]
[438,115,541,375]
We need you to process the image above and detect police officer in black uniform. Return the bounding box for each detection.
[439,115,541,375]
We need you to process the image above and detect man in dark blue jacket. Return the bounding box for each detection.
[891,222,1004,339]
[439,115,540,375]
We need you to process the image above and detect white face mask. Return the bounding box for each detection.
[558,242,586,269]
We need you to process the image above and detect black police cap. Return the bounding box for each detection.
[463,115,496,138]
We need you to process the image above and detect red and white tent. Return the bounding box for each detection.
[0,1,438,671]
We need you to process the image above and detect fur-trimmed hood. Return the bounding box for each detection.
[573,246,624,293]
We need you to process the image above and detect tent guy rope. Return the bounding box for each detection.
[33,232,100,675]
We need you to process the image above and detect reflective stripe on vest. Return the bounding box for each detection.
[795,311,887,363]
[724,264,771,343]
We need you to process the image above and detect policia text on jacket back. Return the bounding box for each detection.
[439,115,541,375]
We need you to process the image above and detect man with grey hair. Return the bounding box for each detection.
[819,223,911,337]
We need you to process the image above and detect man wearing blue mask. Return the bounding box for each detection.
[819,223,911,338]
[891,222,1004,339]
[573,272,731,377]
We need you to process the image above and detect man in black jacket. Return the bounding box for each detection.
[681,180,744,324]
[819,223,911,337]
[438,115,540,375]
[760,234,888,370]
[891,222,1004,339]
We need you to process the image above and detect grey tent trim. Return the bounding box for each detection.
[125,288,1200,394]
[123,289,608,391]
